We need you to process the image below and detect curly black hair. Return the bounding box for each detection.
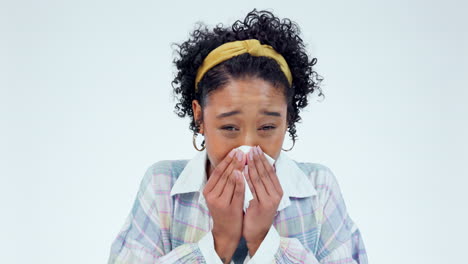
[171,8,324,145]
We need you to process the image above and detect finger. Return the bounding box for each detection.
[247,147,269,203]
[252,146,276,196]
[204,148,237,193]
[219,168,240,205]
[230,170,245,207]
[212,156,237,198]
[269,162,283,195]
[235,150,246,170]
[256,146,282,195]
[244,165,257,201]
[212,150,243,197]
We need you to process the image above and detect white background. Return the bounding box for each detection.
[1,0,467,263]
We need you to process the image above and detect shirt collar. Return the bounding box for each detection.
[170,148,317,212]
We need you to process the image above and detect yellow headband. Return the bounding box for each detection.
[194,39,293,92]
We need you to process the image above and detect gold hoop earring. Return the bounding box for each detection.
[282,137,295,152]
[193,133,206,151]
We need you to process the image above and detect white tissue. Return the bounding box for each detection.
[235,145,275,212]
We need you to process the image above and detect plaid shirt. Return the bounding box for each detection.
[108,149,368,263]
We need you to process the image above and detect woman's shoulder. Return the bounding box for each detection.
[143,159,190,179]
[136,159,191,192]
[294,160,334,179]
[294,160,331,175]
[145,159,190,175]
[292,160,344,196]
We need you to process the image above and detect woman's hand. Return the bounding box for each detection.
[203,148,245,263]
[243,146,284,257]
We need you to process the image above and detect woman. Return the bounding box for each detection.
[108,8,368,264]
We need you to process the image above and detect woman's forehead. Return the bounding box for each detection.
[206,78,286,107]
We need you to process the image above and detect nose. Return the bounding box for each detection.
[238,132,263,163]
[242,134,258,149]
[239,143,259,165]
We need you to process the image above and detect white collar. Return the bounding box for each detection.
[170,148,317,212]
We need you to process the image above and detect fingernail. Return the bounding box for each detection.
[257,146,262,153]
[228,149,236,158]
[249,150,254,160]
[236,150,243,161]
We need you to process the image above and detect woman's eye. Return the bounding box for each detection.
[221,125,276,131]
[221,126,238,131]
[261,125,276,131]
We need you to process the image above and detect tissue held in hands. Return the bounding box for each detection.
[235,145,275,212]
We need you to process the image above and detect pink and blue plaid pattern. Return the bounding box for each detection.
[108,157,368,263]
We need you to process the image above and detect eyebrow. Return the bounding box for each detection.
[216,110,281,119]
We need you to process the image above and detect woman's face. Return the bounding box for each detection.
[192,77,288,178]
